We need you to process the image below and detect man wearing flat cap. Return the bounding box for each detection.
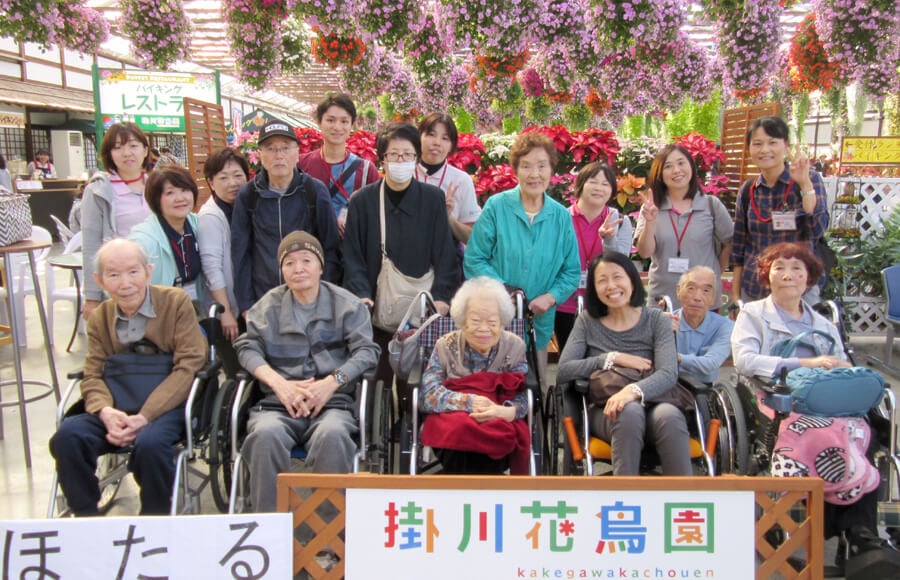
[234,230,380,512]
[231,120,341,319]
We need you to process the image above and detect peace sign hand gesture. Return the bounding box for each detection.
[598,211,623,239]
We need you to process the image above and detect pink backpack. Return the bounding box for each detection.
[758,393,880,505]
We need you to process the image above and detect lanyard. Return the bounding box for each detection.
[574,208,605,266]
[669,208,694,258]
[169,232,192,280]
[322,149,352,200]
[415,163,448,190]
[749,177,794,223]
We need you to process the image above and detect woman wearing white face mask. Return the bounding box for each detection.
[343,122,459,389]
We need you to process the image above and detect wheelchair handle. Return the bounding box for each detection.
[563,417,584,462]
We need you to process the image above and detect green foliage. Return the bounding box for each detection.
[377,94,395,122]
[665,90,722,141]
[791,93,810,144]
[501,115,522,134]
[832,205,900,297]
[619,115,645,139]
[562,103,591,132]
[452,106,476,134]
[524,96,553,124]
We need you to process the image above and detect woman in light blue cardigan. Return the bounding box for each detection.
[464,132,580,386]
[129,166,205,307]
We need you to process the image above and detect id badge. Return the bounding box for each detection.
[338,206,348,226]
[668,257,690,273]
[772,211,798,231]
[182,281,198,301]
[579,270,588,289]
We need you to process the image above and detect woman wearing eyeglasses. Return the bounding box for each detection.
[342,122,459,389]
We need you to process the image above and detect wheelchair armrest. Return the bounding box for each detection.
[678,373,711,393]
[235,370,251,382]
[67,369,84,380]
[195,359,222,381]
[573,378,590,397]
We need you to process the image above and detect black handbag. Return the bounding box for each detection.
[102,349,174,414]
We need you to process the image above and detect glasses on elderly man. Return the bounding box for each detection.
[384,151,417,162]
[261,144,298,156]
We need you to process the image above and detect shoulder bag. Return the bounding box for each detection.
[589,366,693,412]
[372,182,434,332]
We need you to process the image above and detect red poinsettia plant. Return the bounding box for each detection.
[311,26,366,69]
[673,132,724,175]
[570,129,620,167]
[522,124,574,154]
[347,130,377,163]
[474,164,518,203]
[447,133,486,174]
[788,13,840,94]
[294,127,323,155]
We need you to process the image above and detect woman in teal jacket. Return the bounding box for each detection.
[464,132,580,387]
[129,165,205,307]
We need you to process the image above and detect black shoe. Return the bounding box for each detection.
[844,526,900,580]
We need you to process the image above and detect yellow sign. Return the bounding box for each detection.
[841,136,900,165]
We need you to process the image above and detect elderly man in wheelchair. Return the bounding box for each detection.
[732,242,900,578]
[233,231,380,513]
[49,239,207,516]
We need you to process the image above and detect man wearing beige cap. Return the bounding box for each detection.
[234,230,379,512]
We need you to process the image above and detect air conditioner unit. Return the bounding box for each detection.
[51,130,86,179]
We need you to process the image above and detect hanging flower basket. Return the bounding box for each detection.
[120,0,192,70]
[585,88,612,116]
[225,0,290,90]
[311,27,366,69]
[474,51,529,79]
[0,0,60,48]
[56,3,109,55]
[789,13,840,94]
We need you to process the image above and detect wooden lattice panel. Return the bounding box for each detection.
[843,297,888,335]
[720,103,784,192]
[278,474,824,580]
[183,97,227,209]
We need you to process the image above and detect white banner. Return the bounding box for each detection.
[347,489,754,580]
[0,514,291,578]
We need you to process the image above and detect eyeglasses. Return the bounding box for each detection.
[384,152,417,162]
[261,145,298,156]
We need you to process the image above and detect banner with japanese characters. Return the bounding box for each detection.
[346,489,754,580]
[1,514,290,578]
[94,68,220,133]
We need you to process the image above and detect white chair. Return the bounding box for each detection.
[0,225,52,346]
[46,231,83,345]
[50,214,74,246]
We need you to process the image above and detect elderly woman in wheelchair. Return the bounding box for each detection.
[557,252,692,476]
[419,276,531,474]
[732,241,900,578]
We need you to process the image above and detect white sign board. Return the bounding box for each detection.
[346,489,754,580]
[0,514,291,578]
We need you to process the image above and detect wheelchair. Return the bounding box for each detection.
[212,366,384,514]
[394,290,545,476]
[48,305,226,517]
[725,299,900,575]
[545,294,726,476]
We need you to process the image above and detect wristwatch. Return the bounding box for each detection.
[332,369,349,387]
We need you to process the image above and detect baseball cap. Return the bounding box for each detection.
[258,121,298,146]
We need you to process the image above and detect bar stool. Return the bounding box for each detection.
[0,237,61,468]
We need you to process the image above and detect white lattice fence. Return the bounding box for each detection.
[842,297,888,335]
[823,177,900,238]
[823,177,898,335]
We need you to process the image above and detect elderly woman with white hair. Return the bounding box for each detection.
[420,276,530,474]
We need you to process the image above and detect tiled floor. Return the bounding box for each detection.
[2,244,899,580]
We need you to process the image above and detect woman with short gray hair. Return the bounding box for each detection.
[420,277,530,474]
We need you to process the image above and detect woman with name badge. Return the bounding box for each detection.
[635,144,733,309]
[730,115,828,305]
[129,165,205,309]
[555,161,632,352]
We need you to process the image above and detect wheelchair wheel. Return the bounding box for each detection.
[544,385,562,475]
[96,453,127,514]
[208,378,237,513]
[366,379,391,474]
[710,383,750,475]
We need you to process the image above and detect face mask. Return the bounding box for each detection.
[386,160,416,184]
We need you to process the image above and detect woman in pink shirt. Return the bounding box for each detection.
[554,162,633,351]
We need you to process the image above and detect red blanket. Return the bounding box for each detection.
[421,371,531,475]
